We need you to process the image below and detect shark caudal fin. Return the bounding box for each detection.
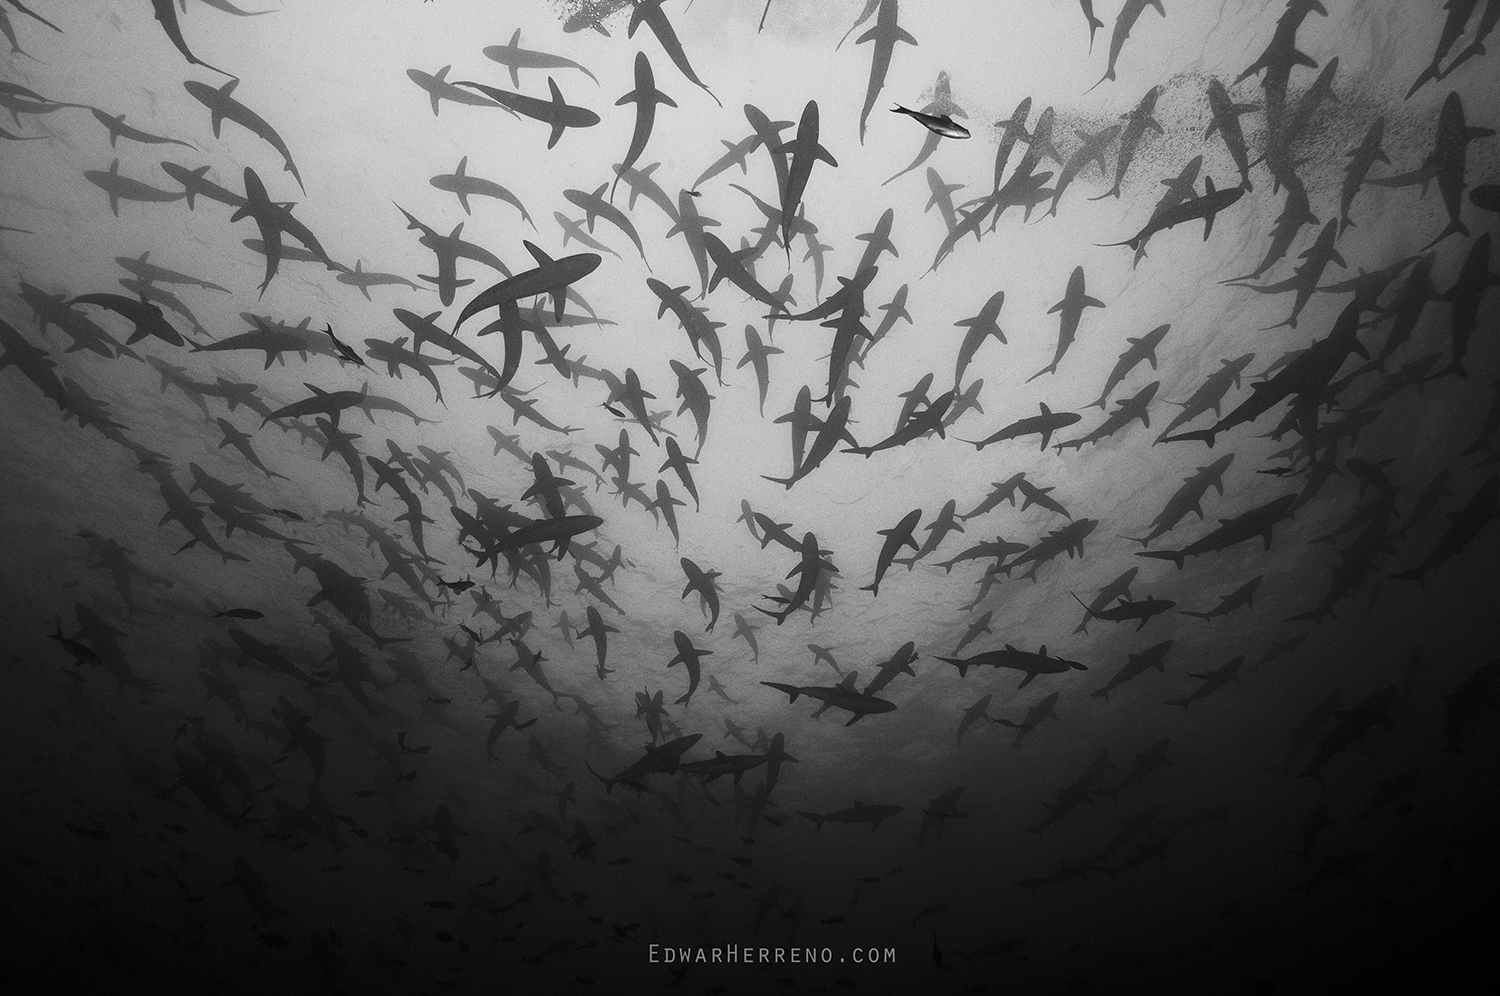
[761,681,801,702]
[585,763,614,794]
[935,657,970,678]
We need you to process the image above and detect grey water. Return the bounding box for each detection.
[1,1,1498,992]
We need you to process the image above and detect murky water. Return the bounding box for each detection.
[2,1,1498,991]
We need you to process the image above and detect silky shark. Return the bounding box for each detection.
[1136,494,1298,569]
[151,0,231,76]
[453,77,600,149]
[798,800,904,830]
[628,0,720,107]
[856,0,917,142]
[430,156,534,225]
[456,241,601,328]
[773,101,837,260]
[952,290,1007,386]
[183,79,303,192]
[666,629,712,704]
[90,108,195,150]
[565,184,649,266]
[936,645,1087,686]
[407,65,513,117]
[612,52,676,202]
[1029,266,1105,382]
[260,383,368,428]
[1090,0,1165,91]
[1098,177,1246,255]
[587,734,702,794]
[964,403,1081,451]
[762,672,897,726]
[1205,78,1258,192]
[84,159,186,216]
[1090,324,1169,410]
[482,29,599,88]
[864,510,922,596]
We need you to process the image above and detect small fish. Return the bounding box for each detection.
[891,105,968,139]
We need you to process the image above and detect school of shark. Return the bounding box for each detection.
[1,1,1498,992]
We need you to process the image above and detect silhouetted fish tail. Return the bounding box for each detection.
[585,763,614,794]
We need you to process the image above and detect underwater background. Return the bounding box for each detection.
[2,0,1498,992]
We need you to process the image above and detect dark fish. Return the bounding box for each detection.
[1406,0,1479,98]
[1137,494,1298,569]
[612,52,676,202]
[1092,640,1172,701]
[84,159,187,216]
[864,509,921,597]
[659,633,711,711]
[628,0,720,107]
[765,673,897,726]
[183,79,303,192]
[1029,266,1104,381]
[151,0,231,76]
[855,0,918,142]
[1097,177,1246,255]
[963,403,1080,452]
[1368,92,1493,249]
[458,241,600,328]
[453,77,600,149]
[1390,476,1498,585]
[407,64,513,117]
[1040,123,1118,218]
[431,156,533,225]
[90,108,195,150]
[1091,86,1163,200]
[1090,0,1165,91]
[483,29,599,88]
[565,185,649,267]
[951,290,1006,387]
[773,101,837,260]
[936,645,1086,686]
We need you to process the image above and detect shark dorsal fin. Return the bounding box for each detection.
[524,241,555,267]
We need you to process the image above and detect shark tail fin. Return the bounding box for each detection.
[585,763,614,795]
[1389,566,1428,586]
[936,657,970,678]
[1136,551,1186,570]
[1159,428,1217,447]
[761,681,800,702]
